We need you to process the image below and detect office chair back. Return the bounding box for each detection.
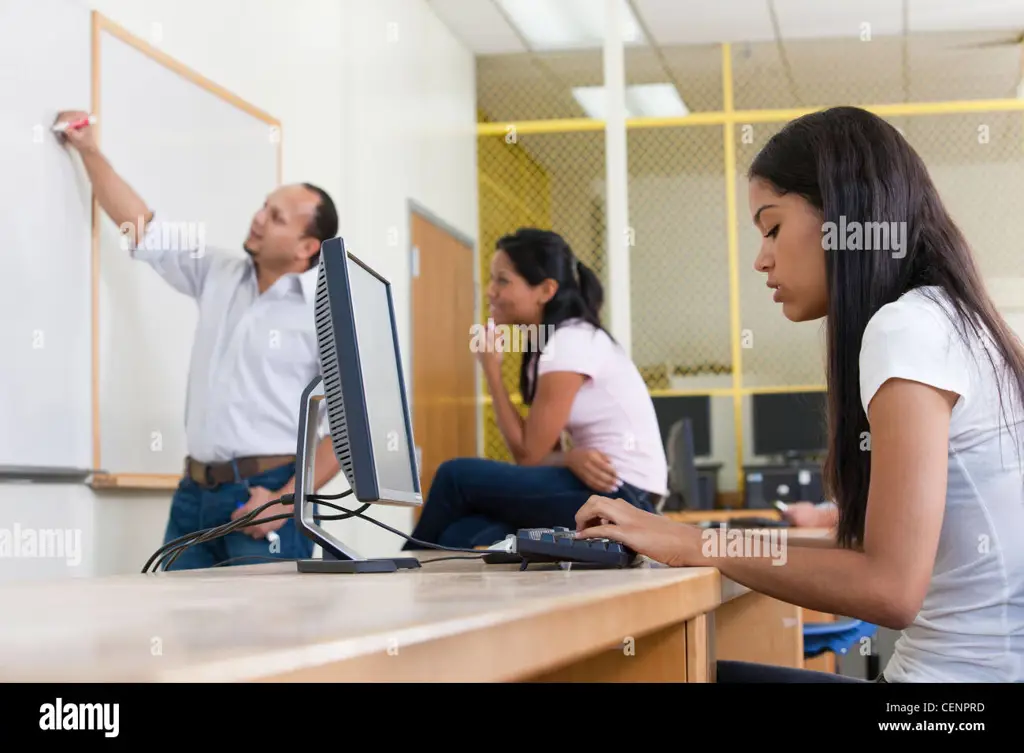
[661,418,704,511]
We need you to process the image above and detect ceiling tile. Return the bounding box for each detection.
[491,0,648,52]
[632,0,776,45]
[773,0,904,40]
[431,0,1024,56]
[909,0,1024,34]
[426,0,527,54]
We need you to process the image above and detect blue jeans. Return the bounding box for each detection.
[161,461,313,570]
[402,457,656,550]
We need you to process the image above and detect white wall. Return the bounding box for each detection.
[0,0,477,580]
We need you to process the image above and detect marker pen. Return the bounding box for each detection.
[52,114,97,133]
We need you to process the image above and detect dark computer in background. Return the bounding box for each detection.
[292,236,423,573]
[745,391,827,509]
[751,391,827,463]
[651,395,719,510]
[652,395,711,456]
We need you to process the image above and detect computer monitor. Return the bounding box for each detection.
[652,395,711,457]
[293,236,423,573]
[750,391,827,461]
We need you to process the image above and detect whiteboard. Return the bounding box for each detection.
[0,0,93,474]
[95,20,280,478]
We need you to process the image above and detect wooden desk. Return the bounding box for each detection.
[666,508,782,524]
[665,512,838,672]
[0,523,838,683]
[710,528,835,670]
[0,551,725,683]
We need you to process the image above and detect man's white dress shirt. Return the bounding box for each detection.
[129,220,328,464]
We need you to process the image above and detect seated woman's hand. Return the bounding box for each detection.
[476,320,504,370]
[566,448,618,493]
[781,501,836,528]
[575,495,701,567]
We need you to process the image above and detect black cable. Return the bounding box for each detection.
[301,490,353,499]
[217,554,485,567]
[156,504,368,572]
[158,512,490,570]
[420,554,489,563]
[213,555,298,567]
[143,491,503,572]
[306,497,493,554]
[146,497,290,572]
[160,510,293,571]
[143,490,358,573]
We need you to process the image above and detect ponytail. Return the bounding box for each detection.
[574,259,603,331]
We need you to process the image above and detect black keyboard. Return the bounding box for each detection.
[510,527,637,569]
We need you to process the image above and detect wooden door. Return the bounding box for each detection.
[410,209,478,512]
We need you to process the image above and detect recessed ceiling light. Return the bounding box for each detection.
[572,84,689,119]
[626,83,689,117]
[572,86,609,119]
[496,0,644,51]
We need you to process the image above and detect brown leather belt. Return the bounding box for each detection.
[185,455,295,488]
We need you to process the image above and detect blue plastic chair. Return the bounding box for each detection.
[804,618,879,679]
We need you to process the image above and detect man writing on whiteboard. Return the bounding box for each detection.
[56,110,341,569]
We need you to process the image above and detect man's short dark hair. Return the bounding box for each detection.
[302,183,338,269]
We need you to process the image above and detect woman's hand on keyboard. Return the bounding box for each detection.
[574,495,699,567]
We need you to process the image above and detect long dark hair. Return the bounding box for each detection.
[748,105,1024,549]
[494,228,606,404]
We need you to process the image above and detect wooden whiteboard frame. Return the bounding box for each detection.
[89,12,283,491]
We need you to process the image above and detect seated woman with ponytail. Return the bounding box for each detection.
[403,228,668,550]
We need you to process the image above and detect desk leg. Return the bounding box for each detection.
[714,591,803,668]
[802,609,836,673]
[526,619,696,682]
[686,613,714,682]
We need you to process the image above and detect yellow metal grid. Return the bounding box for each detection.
[476,35,1024,495]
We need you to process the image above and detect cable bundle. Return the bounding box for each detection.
[142,490,489,573]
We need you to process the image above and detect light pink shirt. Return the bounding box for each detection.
[534,319,668,496]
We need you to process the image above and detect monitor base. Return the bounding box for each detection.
[296,557,421,573]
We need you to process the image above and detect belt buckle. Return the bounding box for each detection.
[203,463,216,488]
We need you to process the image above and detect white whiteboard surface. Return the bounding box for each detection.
[96,22,280,478]
[0,0,93,474]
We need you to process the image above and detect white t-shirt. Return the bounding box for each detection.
[533,319,668,497]
[859,286,1024,682]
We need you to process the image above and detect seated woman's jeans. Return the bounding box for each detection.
[403,457,655,550]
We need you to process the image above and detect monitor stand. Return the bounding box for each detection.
[291,375,421,574]
[296,553,420,574]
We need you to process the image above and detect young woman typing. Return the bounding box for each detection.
[403,228,668,550]
[572,106,1024,683]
